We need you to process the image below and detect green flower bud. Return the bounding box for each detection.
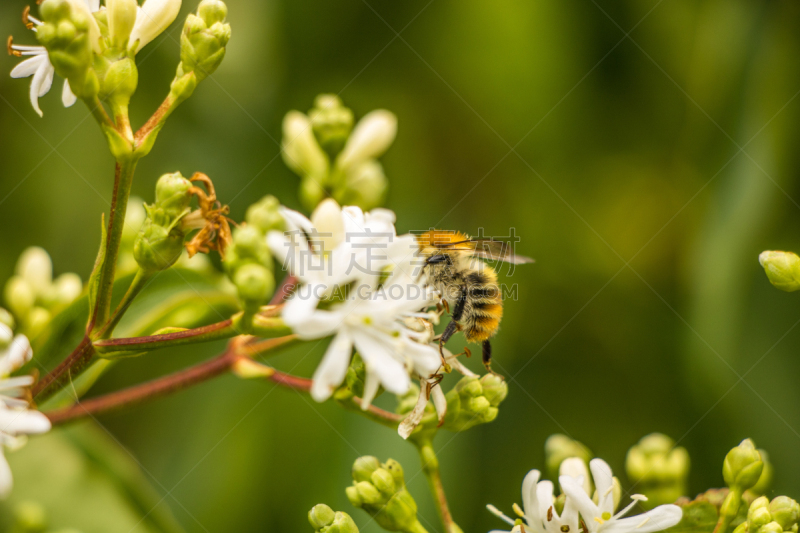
[245,195,285,234]
[0,308,15,331]
[283,111,329,182]
[12,500,48,533]
[343,353,368,398]
[16,247,52,292]
[27,307,51,340]
[98,56,138,108]
[760,523,784,533]
[723,439,764,492]
[442,375,502,432]
[352,455,381,483]
[335,160,388,211]
[759,251,800,292]
[177,0,231,82]
[309,94,354,156]
[233,263,274,311]
[545,434,593,479]
[372,468,396,495]
[770,497,800,530]
[52,273,83,307]
[347,457,421,533]
[309,504,336,529]
[309,506,359,533]
[748,497,772,531]
[155,172,193,219]
[749,449,773,496]
[5,277,36,318]
[133,216,185,273]
[122,197,147,245]
[480,373,508,406]
[625,433,689,508]
[37,0,100,100]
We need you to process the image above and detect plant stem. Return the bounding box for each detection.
[94,318,236,355]
[269,275,297,305]
[92,157,138,332]
[32,336,95,400]
[101,269,152,339]
[415,439,460,533]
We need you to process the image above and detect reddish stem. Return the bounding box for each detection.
[269,275,297,306]
[32,336,95,400]
[94,318,234,350]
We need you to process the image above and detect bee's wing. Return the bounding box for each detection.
[438,239,534,264]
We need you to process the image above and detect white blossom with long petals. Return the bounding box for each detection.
[488,458,681,533]
[9,0,180,116]
[0,326,51,499]
[269,200,440,404]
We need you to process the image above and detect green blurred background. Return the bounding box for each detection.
[2,0,800,531]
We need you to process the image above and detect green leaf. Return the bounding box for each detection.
[87,214,108,329]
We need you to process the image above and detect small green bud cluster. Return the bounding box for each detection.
[133,172,193,273]
[625,433,690,508]
[308,504,359,533]
[119,196,148,273]
[545,434,593,479]
[36,0,100,101]
[346,456,423,533]
[759,251,800,292]
[282,95,395,211]
[442,374,508,432]
[176,0,231,82]
[723,439,764,493]
[3,247,82,338]
[733,496,800,533]
[225,196,281,312]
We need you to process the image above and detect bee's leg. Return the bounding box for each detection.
[439,291,466,363]
[482,340,504,379]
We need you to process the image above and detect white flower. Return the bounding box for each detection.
[269,200,440,404]
[9,0,180,116]
[488,459,682,533]
[560,459,682,533]
[0,328,51,499]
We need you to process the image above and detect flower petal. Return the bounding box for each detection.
[10,54,47,79]
[281,290,342,339]
[352,330,410,395]
[521,469,541,524]
[398,381,428,439]
[0,408,51,435]
[603,506,682,533]
[310,331,353,402]
[129,0,182,52]
[28,60,53,116]
[337,110,397,170]
[62,80,78,107]
[589,458,615,513]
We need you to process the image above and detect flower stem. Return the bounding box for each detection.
[32,335,95,400]
[415,439,461,533]
[92,157,138,332]
[101,268,152,339]
[713,489,743,533]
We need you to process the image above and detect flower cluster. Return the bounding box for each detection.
[488,458,682,533]
[0,326,50,499]
[268,199,441,405]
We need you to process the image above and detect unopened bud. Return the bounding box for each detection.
[155,172,192,219]
[749,449,773,496]
[480,373,508,406]
[233,264,274,311]
[283,111,329,181]
[336,110,396,172]
[443,375,501,432]
[625,433,689,507]
[133,217,185,273]
[122,197,147,244]
[5,277,36,318]
[178,0,231,82]
[560,457,591,494]
[16,247,52,294]
[245,195,285,234]
[545,434,593,479]
[372,468,396,495]
[99,56,138,108]
[723,439,764,491]
[309,504,336,529]
[27,307,51,339]
[759,251,800,292]
[107,0,138,49]
[770,497,800,530]
[52,273,83,306]
[309,94,354,156]
[352,455,380,483]
[335,160,388,211]
[299,177,327,212]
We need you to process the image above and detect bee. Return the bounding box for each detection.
[416,230,533,374]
